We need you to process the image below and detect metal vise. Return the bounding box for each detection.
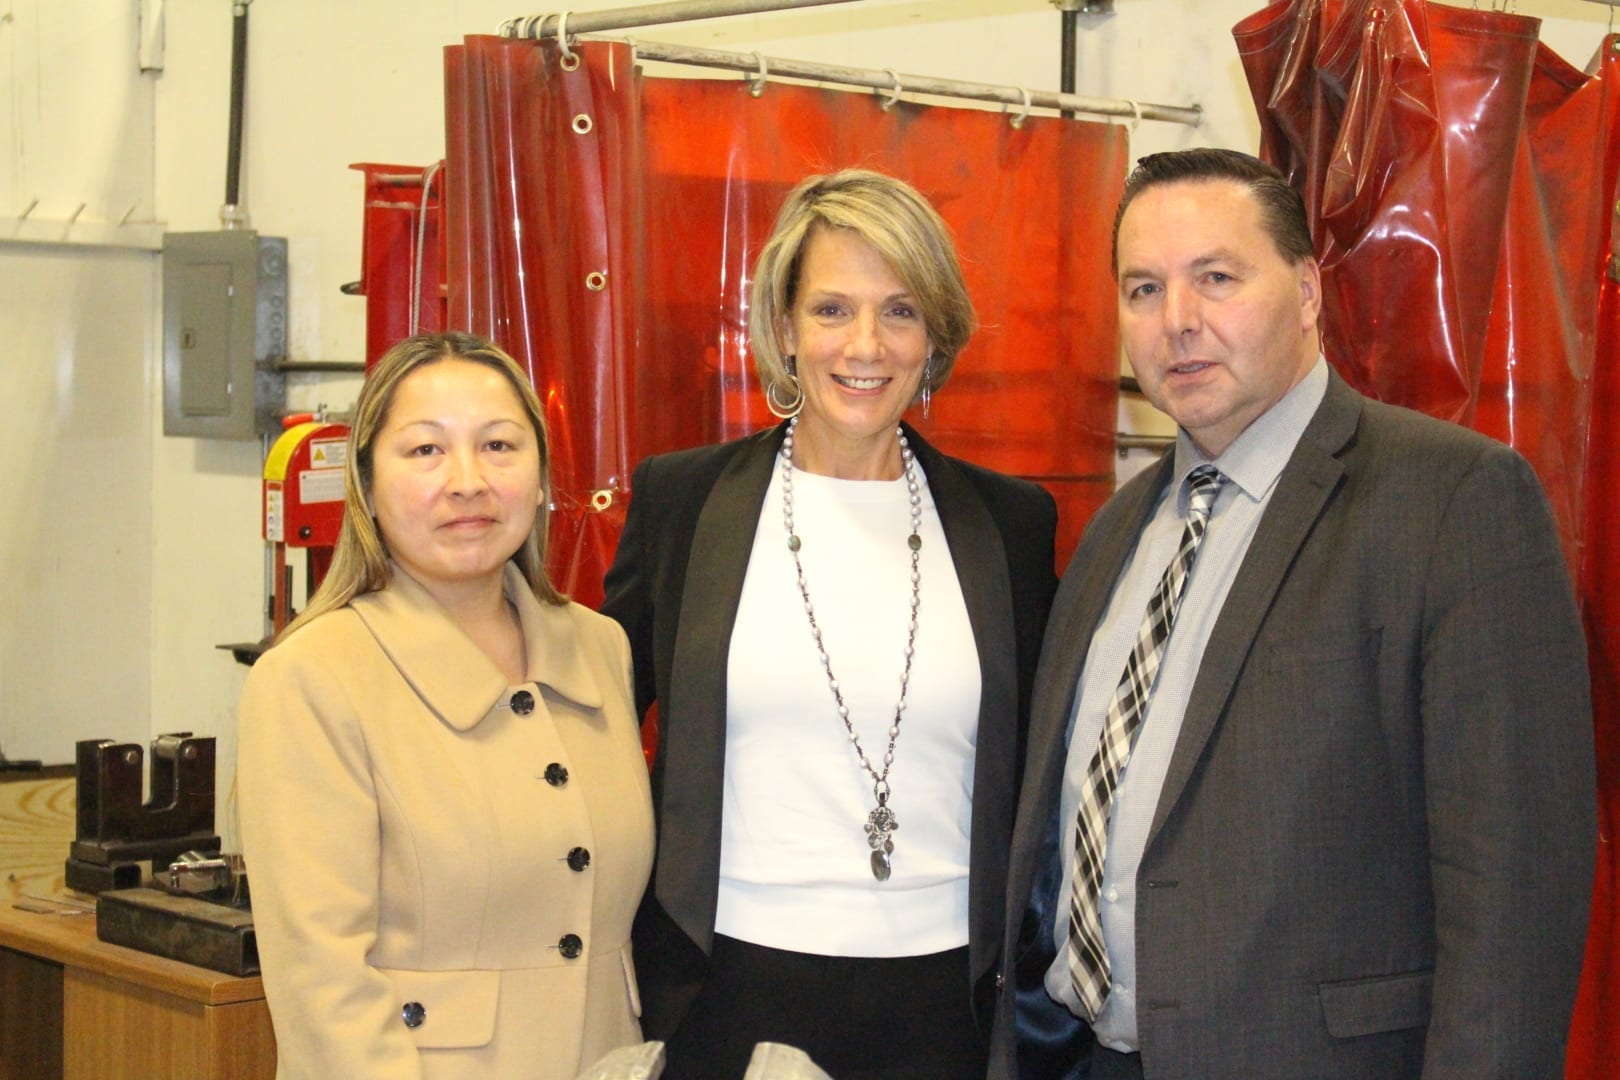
[64,733,222,893]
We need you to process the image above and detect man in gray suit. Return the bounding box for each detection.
[991,148,1596,1079]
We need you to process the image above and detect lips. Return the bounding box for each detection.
[442,515,497,529]
[832,374,890,390]
[1169,361,1214,375]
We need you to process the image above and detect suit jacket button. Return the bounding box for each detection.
[402,1001,426,1028]
[510,689,535,715]
[544,762,569,786]
[995,973,1005,990]
[558,933,583,959]
[567,846,591,872]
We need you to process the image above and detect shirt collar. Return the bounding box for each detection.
[350,562,603,731]
[1172,356,1328,505]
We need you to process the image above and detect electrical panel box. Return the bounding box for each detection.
[162,231,287,438]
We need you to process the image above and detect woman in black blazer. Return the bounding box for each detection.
[602,169,1057,1079]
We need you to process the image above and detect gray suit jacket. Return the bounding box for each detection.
[602,421,1057,1042]
[992,371,1596,1079]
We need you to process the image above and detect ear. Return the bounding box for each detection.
[1297,256,1323,334]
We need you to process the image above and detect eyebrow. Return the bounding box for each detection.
[391,416,527,431]
[801,287,917,304]
[1119,249,1251,282]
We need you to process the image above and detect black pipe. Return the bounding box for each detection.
[225,3,249,208]
[1060,7,1078,119]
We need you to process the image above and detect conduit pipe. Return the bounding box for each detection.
[622,39,1198,124]
[500,0,859,37]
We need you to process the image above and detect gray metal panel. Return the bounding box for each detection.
[162,230,286,438]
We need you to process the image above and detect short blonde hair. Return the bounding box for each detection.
[280,331,563,643]
[748,169,976,407]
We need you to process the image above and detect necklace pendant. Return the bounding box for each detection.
[864,804,898,882]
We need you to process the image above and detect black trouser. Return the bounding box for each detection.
[660,935,987,1080]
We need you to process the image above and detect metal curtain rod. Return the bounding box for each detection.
[619,40,1201,125]
[500,0,860,37]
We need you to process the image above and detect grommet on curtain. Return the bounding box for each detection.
[881,69,904,111]
[572,114,594,134]
[557,11,580,70]
[590,490,615,512]
[1009,86,1033,129]
[585,271,608,291]
[749,52,769,98]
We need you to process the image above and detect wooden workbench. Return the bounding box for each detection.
[0,772,276,1080]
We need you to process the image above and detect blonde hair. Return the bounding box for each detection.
[279,331,563,643]
[748,168,976,407]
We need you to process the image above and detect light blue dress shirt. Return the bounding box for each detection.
[1044,359,1328,1050]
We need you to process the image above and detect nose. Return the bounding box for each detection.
[847,308,883,360]
[1163,282,1200,337]
[446,447,486,496]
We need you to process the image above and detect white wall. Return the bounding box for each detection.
[1,0,1612,840]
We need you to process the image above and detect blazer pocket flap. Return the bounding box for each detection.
[1318,969,1432,1038]
[378,966,500,1049]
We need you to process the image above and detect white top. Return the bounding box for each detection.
[715,457,982,957]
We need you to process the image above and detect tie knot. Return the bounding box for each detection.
[1185,465,1224,522]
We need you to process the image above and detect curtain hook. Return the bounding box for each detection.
[749,51,769,97]
[880,68,904,111]
[557,11,580,69]
[522,15,546,40]
[1009,86,1032,129]
[1127,98,1142,133]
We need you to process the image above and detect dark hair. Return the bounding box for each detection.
[1111,148,1314,274]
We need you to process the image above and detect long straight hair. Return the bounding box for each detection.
[278,331,563,644]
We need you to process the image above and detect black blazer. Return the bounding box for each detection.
[601,420,1058,1039]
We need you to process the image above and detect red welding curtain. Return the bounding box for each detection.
[1235,2,1620,1074]
[442,35,1127,607]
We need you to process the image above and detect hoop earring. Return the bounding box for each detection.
[766,372,804,419]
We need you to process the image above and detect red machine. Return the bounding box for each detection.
[262,421,349,633]
[349,162,446,368]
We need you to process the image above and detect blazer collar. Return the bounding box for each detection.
[351,562,603,732]
[1148,369,1363,844]
[656,425,783,953]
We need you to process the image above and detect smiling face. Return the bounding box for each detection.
[367,357,544,607]
[1116,178,1322,459]
[779,225,931,478]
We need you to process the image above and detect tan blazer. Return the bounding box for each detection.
[238,563,654,1079]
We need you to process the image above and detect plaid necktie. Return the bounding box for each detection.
[1068,464,1225,1020]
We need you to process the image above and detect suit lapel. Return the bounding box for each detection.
[1147,374,1363,844]
[908,429,1015,984]
[908,427,1015,733]
[656,425,782,954]
[1009,454,1172,922]
[1033,456,1172,778]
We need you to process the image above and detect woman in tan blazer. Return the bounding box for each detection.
[237,331,654,1079]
